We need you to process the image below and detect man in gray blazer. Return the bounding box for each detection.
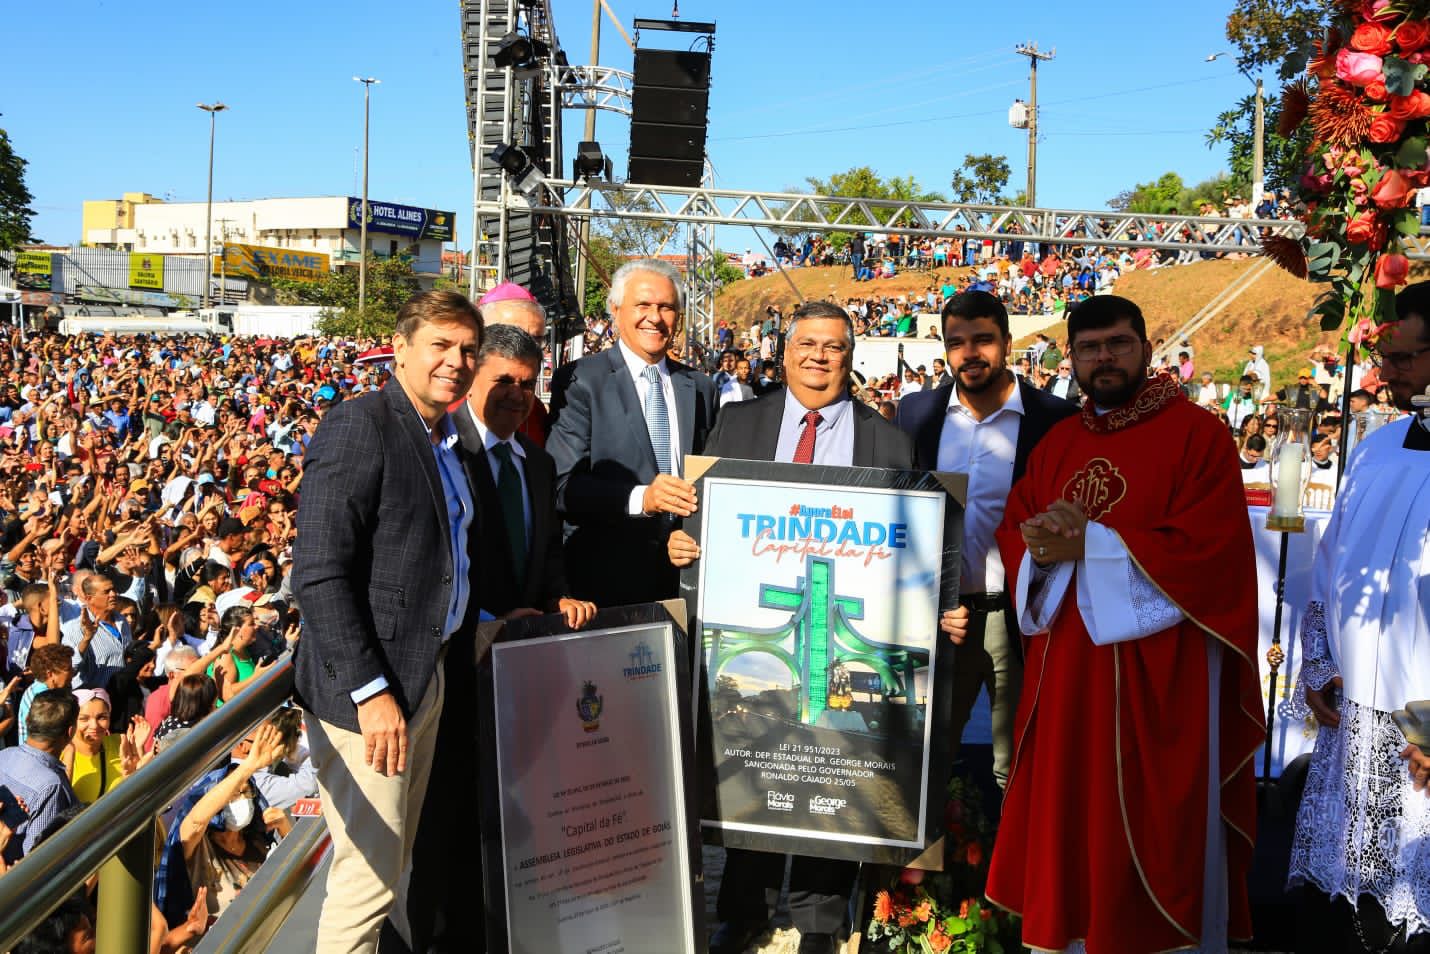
[293,290,483,953]
[547,259,718,607]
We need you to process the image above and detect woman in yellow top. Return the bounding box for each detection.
[65,688,153,804]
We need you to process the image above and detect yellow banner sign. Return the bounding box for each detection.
[14,251,52,276]
[128,253,164,290]
[215,244,330,283]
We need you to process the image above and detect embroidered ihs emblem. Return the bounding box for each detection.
[1062,457,1127,521]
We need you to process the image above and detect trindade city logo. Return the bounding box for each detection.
[623,641,662,680]
[576,681,603,733]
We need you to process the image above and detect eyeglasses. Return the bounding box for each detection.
[1367,343,1430,372]
[1071,336,1140,361]
[789,340,850,357]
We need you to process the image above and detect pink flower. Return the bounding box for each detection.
[1362,0,1398,23]
[1337,48,1386,85]
[1300,168,1333,194]
[1376,252,1411,288]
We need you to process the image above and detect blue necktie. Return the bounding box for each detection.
[642,364,672,475]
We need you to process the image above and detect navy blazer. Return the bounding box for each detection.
[453,406,569,617]
[894,376,1078,484]
[292,380,482,733]
[703,387,915,469]
[546,345,718,606]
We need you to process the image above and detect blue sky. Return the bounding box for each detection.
[5,1,1257,250]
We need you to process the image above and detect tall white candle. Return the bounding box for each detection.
[1273,442,1304,517]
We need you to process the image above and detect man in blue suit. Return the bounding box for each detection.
[895,291,1076,791]
[547,259,718,607]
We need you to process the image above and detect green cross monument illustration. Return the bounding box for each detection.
[705,555,928,725]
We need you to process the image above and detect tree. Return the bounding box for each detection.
[0,128,36,253]
[574,234,623,317]
[271,255,423,338]
[595,193,679,258]
[1108,172,1187,214]
[1207,1,1328,196]
[801,166,945,246]
[948,154,1012,205]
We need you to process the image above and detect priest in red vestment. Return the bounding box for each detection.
[986,295,1264,953]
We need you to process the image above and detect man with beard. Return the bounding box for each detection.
[1287,281,1430,954]
[894,290,1077,791]
[987,295,1263,952]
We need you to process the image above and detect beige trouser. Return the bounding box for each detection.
[307,660,444,954]
[946,601,1023,790]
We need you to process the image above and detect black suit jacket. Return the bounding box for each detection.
[452,403,569,617]
[547,345,718,606]
[894,376,1078,484]
[1042,373,1081,405]
[292,380,482,733]
[703,387,915,468]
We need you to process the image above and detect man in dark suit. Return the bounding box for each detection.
[895,290,1077,793]
[668,301,914,954]
[292,290,484,954]
[454,324,597,626]
[547,259,718,607]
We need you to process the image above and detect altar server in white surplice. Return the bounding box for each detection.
[1287,281,1430,954]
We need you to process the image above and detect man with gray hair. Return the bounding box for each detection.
[547,258,719,606]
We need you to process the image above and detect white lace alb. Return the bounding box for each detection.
[1288,699,1430,939]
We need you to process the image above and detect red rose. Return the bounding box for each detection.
[1409,90,1430,117]
[1353,22,1395,55]
[965,841,984,866]
[1367,79,1390,101]
[1389,94,1419,120]
[1372,168,1414,208]
[1376,252,1411,288]
[1396,20,1430,52]
[1347,210,1380,244]
[1369,112,1406,142]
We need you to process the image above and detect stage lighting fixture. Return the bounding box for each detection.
[493,32,534,68]
[491,142,532,177]
[573,141,609,181]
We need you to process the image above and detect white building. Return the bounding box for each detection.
[83,195,456,277]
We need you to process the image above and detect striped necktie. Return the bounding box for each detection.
[642,364,672,475]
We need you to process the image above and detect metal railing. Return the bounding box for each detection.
[0,657,296,953]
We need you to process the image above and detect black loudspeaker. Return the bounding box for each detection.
[629,49,711,187]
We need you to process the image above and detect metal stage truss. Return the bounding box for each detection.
[555,64,634,117]
[485,180,1310,252]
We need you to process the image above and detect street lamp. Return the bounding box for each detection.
[353,77,380,315]
[1207,52,1264,208]
[196,102,228,309]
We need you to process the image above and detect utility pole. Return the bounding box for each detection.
[572,0,601,317]
[1015,43,1053,208]
[1253,76,1265,208]
[196,102,228,309]
[215,217,235,306]
[354,77,380,315]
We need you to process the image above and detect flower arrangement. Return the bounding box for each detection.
[863,777,1017,953]
[1270,0,1430,346]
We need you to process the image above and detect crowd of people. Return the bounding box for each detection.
[0,253,1423,954]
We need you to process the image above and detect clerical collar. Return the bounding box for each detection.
[1312,457,1335,469]
[1079,372,1184,434]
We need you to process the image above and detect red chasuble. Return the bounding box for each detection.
[987,374,1263,952]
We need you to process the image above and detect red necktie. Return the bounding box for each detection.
[793,410,823,464]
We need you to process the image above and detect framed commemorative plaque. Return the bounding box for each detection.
[679,456,965,868]
[477,602,703,954]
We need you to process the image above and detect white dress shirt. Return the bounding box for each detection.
[465,403,532,544]
[937,382,1023,593]
[617,341,685,515]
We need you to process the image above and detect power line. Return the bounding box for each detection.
[711,72,1235,144]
